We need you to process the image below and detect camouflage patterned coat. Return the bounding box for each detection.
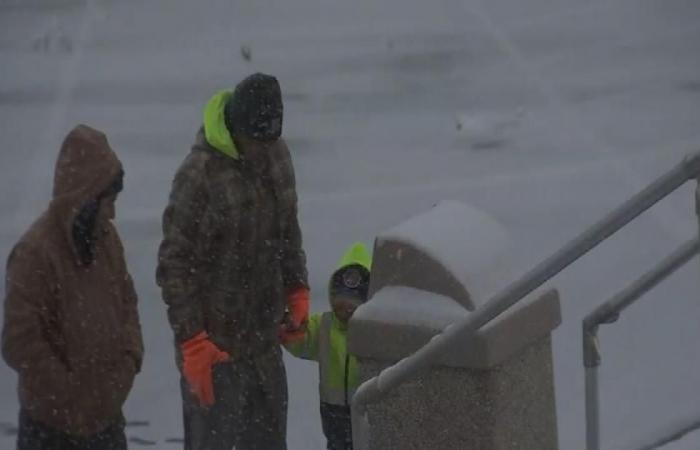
[156,127,308,358]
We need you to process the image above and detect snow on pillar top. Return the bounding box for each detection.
[369,200,512,310]
[351,200,561,368]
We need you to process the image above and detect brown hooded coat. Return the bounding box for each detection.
[1,125,144,436]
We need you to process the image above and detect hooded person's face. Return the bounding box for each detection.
[97,193,117,224]
[250,102,282,143]
[331,295,363,324]
[78,172,121,247]
[74,191,117,248]
[96,170,123,225]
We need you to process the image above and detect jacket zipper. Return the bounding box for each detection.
[344,353,350,406]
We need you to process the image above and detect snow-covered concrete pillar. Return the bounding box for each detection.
[348,201,561,450]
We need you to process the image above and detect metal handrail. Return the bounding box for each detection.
[636,417,700,450]
[583,239,700,450]
[352,151,700,450]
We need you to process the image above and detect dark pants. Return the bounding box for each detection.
[16,410,126,450]
[181,348,288,450]
[320,403,352,450]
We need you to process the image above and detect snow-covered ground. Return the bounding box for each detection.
[2,0,700,448]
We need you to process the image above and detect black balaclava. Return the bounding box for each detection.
[72,170,124,265]
[224,73,283,142]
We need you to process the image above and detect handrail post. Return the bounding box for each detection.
[585,364,601,450]
[583,319,603,450]
[581,239,700,450]
[352,151,700,450]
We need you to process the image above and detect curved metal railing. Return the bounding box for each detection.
[352,151,700,450]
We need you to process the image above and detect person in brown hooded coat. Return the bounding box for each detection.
[2,125,144,450]
[157,73,309,450]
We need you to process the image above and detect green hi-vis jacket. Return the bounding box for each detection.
[285,243,372,406]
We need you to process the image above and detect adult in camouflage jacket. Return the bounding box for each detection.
[156,73,309,450]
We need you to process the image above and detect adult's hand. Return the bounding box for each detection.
[181,331,230,407]
[279,287,310,344]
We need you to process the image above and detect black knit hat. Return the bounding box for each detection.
[329,264,371,302]
[224,73,283,142]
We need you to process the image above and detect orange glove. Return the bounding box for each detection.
[279,287,310,344]
[181,332,230,408]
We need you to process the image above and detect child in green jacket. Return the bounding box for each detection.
[285,242,372,450]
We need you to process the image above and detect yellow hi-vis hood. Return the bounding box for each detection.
[203,90,239,160]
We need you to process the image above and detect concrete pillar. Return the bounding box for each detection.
[348,201,561,450]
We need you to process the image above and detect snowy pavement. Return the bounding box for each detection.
[2,0,700,448]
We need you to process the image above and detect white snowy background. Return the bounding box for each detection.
[1,0,700,448]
